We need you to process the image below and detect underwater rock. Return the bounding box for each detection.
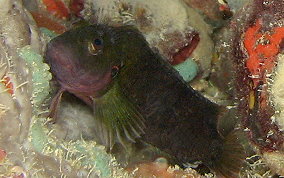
[215,0,284,175]
[0,0,36,171]
[41,0,70,19]
[126,157,203,178]
[225,0,250,13]
[31,12,67,34]
[70,0,85,17]
[182,0,232,25]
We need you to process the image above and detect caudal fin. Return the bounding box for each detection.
[212,129,247,177]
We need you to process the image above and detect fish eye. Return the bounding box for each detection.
[88,38,103,55]
[94,38,103,46]
[87,37,104,55]
[88,42,99,55]
[111,65,120,78]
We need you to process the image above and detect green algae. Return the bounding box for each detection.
[18,45,52,113]
[30,117,49,153]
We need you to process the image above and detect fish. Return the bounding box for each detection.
[45,24,244,177]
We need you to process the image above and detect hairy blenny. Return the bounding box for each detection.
[45,24,244,177]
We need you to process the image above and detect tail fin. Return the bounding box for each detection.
[212,129,247,177]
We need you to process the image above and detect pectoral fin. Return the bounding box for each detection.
[92,82,145,150]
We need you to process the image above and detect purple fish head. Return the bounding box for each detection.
[45,25,123,97]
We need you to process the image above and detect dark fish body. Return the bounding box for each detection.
[117,45,222,165]
[45,24,243,176]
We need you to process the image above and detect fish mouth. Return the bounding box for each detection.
[46,40,112,97]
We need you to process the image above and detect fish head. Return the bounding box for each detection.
[45,24,125,96]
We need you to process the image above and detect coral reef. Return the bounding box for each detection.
[214,0,284,176]
[1,0,283,177]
